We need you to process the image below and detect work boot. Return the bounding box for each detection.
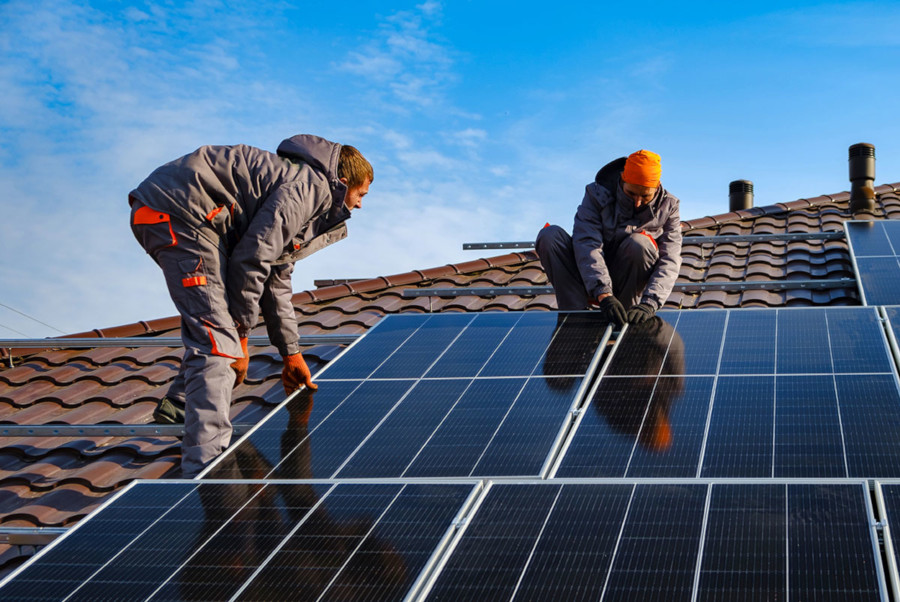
[153,397,186,424]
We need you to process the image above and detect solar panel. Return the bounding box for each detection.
[423,482,884,601]
[0,481,477,601]
[555,307,900,479]
[846,220,900,305]
[206,311,609,480]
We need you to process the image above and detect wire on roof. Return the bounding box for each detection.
[0,321,30,338]
[0,302,66,335]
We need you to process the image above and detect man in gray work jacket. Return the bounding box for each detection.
[535,150,681,325]
[129,134,373,477]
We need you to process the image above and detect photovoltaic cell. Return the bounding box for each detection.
[788,484,881,601]
[838,374,900,478]
[427,483,881,601]
[774,376,845,478]
[557,307,900,479]
[719,310,776,375]
[698,484,787,601]
[211,311,606,480]
[847,220,900,305]
[702,376,774,478]
[0,482,475,601]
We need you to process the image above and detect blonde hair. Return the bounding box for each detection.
[338,145,374,188]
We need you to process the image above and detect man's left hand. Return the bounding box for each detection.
[627,303,655,324]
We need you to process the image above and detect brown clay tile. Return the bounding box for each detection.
[415,265,457,281]
[746,264,785,279]
[444,297,491,312]
[696,290,737,308]
[0,402,67,425]
[51,402,120,426]
[0,382,62,407]
[69,347,131,366]
[119,346,180,366]
[0,362,55,386]
[382,271,426,287]
[142,316,181,333]
[0,483,111,527]
[25,349,81,367]
[706,265,746,281]
[346,276,390,295]
[739,289,783,307]
[451,258,492,274]
[101,380,165,407]
[104,402,157,425]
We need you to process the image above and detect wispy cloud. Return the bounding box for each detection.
[337,2,457,110]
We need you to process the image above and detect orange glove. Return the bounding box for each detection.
[282,352,318,394]
[230,337,249,386]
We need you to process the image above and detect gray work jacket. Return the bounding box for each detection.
[129,134,351,356]
[572,157,682,310]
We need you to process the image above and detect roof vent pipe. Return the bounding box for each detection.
[729,180,753,212]
[849,143,876,214]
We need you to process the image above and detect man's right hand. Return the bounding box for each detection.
[282,352,319,394]
[598,295,627,327]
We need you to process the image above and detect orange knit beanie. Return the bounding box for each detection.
[622,150,661,188]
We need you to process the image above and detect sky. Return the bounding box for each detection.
[1,0,899,338]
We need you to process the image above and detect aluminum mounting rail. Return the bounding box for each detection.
[0,423,255,438]
[462,231,845,250]
[0,527,69,546]
[0,334,360,349]
[402,279,856,298]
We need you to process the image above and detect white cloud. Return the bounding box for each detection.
[336,2,456,111]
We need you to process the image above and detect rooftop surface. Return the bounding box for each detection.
[1,180,899,584]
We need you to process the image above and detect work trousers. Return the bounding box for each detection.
[130,201,242,477]
[535,225,658,310]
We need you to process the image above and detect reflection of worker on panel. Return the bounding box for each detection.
[177,389,408,600]
[595,317,685,452]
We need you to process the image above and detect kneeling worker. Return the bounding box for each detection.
[535,150,681,325]
[129,134,373,477]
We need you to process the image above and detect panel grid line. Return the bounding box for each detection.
[598,484,637,602]
[396,312,527,478]
[329,381,426,478]
[826,311,852,478]
[419,314,478,378]
[689,483,713,602]
[314,485,407,602]
[696,310,731,478]
[145,483,271,600]
[508,484,564,602]
[468,379,531,477]
[624,313,682,477]
[771,311,778,478]
[60,484,201,602]
[263,380,367,480]
[225,483,339,602]
[785,482,791,601]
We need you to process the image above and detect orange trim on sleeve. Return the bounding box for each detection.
[182,276,207,287]
[206,206,225,221]
[639,230,659,250]
[133,206,170,225]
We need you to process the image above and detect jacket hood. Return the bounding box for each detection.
[594,157,627,193]
[276,134,342,181]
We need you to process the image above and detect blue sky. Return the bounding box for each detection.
[1,1,899,337]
